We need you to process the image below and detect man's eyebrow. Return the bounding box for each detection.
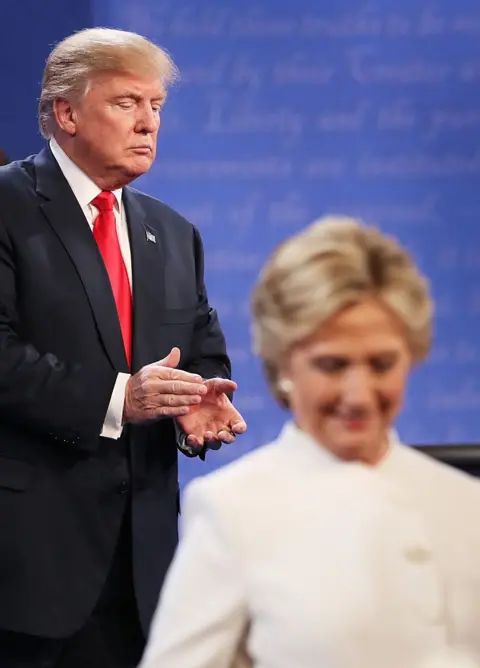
[113,93,141,101]
[112,92,167,102]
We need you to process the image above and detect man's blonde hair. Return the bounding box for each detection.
[251,215,433,406]
[39,27,178,138]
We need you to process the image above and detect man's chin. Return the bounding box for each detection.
[124,157,154,178]
[112,167,150,188]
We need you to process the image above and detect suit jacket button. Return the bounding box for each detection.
[117,480,129,495]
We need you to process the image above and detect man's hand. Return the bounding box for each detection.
[123,347,207,425]
[176,377,247,450]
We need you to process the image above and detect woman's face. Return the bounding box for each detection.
[283,298,412,464]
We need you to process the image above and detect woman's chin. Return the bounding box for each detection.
[323,426,387,464]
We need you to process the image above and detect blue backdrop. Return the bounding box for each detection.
[1,1,479,487]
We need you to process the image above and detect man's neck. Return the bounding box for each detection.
[52,133,131,191]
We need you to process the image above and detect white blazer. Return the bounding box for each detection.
[140,422,480,668]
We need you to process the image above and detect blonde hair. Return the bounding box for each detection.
[251,215,433,405]
[39,27,179,138]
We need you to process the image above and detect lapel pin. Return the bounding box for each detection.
[145,229,156,244]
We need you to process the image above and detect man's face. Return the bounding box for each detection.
[284,298,412,465]
[65,71,165,188]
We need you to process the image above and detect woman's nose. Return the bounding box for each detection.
[341,367,376,407]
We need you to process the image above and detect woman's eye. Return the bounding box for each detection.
[370,355,397,373]
[312,357,346,373]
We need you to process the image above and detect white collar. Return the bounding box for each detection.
[49,137,122,211]
[277,420,399,471]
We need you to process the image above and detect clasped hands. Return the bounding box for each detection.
[123,347,247,450]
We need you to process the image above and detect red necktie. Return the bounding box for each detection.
[92,191,132,368]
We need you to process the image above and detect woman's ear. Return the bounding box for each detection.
[277,378,293,395]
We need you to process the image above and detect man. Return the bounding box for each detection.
[0,28,246,667]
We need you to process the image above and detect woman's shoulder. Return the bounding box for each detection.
[392,440,480,510]
[189,436,288,497]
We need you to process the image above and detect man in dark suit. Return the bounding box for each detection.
[0,27,246,668]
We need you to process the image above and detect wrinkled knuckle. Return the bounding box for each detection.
[139,368,149,382]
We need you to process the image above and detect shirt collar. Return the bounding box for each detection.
[49,137,122,211]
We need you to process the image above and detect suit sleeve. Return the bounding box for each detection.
[0,217,116,450]
[175,225,234,459]
[184,226,231,381]
[140,479,249,668]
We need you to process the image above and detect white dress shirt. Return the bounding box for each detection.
[50,138,130,439]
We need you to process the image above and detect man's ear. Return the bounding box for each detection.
[53,98,78,136]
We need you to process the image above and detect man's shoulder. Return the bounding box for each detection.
[125,186,193,232]
[0,154,37,189]
[0,155,40,212]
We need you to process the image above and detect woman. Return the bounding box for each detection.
[140,217,480,668]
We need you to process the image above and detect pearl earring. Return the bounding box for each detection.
[278,378,293,394]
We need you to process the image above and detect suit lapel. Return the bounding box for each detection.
[34,147,128,371]
[123,188,166,371]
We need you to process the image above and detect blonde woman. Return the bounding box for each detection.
[141,217,480,668]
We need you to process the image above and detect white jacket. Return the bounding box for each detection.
[141,422,480,668]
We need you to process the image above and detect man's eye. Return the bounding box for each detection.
[118,101,134,109]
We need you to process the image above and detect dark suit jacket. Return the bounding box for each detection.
[0,147,230,638]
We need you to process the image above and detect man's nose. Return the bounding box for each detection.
[136,105,159,133]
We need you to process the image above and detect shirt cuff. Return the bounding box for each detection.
[174,420,203,458]
[101,372,130,439]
